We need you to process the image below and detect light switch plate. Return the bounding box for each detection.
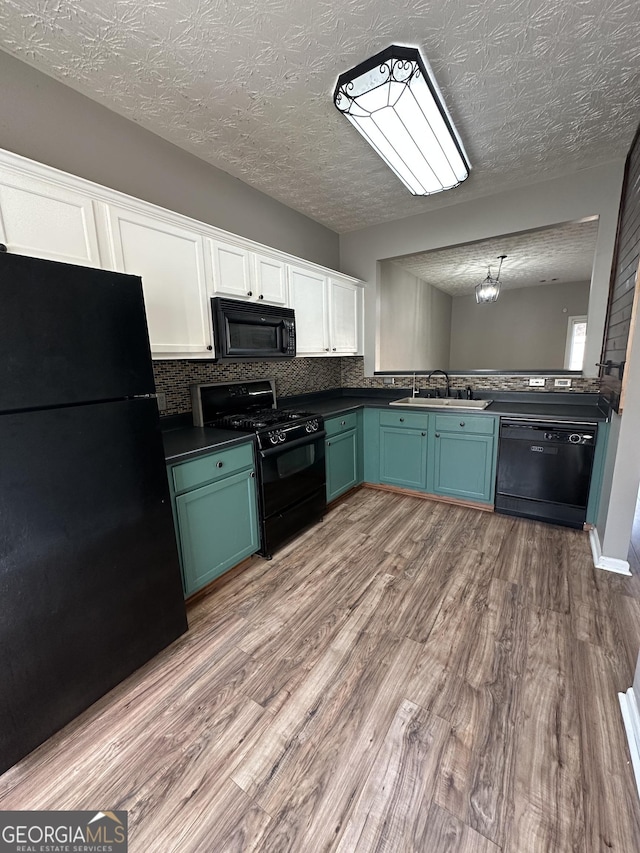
[554,378,572,388]
[156,392,168,411]
[529,378,546,387]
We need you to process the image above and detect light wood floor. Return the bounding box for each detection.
[2,489,640,852]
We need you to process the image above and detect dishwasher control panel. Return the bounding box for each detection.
[500,420,596,447]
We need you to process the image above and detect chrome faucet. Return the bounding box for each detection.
[426,369,451,398]
[412,372,419,398]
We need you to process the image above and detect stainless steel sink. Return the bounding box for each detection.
[389,397,492,410]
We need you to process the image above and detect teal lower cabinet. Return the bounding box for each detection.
[168,441,259,597]
[428,414,498,504]
[586,420,610,525]
[325,411,363,502]
[378,410,429,490]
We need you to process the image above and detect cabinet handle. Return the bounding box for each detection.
[207,345,213,351]
[435,433,440,438]
[340,420,346,425]
[247,291,253,296]
[459,421,465,427]
[399,417,404,422]
[250,472,256,478]
[258,294,264,300]
[0,243,7,253]
[421,432,426,436]
[216,461,223,468]
[332,347,336,351]
[327,441,331,446]
[325,348,330,351]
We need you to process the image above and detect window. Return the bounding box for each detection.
[564,315,587,370]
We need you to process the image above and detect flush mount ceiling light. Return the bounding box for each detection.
[333,45,470,196]
[476,255,507,304]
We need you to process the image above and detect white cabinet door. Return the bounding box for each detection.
[329,278,360,354]
[0,171,102,266]
[209,241,253,299]
[106,206,211,356]
[253,253,287,304]
[288,266,329,354]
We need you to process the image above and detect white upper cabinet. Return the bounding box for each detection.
[252,253,287,304]
[209,241,252,299]
[289,267,362,356]
[209,240,287,305]
[0,170,102,267]
[288,266,330,354]
[105,205,212,356]
[0,149,361,360]
[329,278,360,354]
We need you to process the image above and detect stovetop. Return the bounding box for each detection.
[211,408,324,449]
[215,408,314,430]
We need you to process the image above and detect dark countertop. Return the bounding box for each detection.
[284,390,609,424]
[161,388,608,461]
[163,426,255,464]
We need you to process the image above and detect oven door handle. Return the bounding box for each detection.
[259,430,326,457]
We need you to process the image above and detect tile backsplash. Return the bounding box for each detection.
[340,358,600,394]
[153,357,342,416]
[154,356,600,416]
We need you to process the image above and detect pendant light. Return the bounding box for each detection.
[333,45,470,196]
[475,255,507,304]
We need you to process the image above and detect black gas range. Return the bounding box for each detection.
[191,380,326,558]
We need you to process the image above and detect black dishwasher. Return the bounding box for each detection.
[495,419,597,528]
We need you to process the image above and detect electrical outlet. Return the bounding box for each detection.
[156,392,167,411]
[554,378,572,388]
[383,377,395,385]
[529,378,546,387]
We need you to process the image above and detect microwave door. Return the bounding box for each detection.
[224,313,280,357]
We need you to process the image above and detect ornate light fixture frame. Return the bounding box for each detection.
[333,45,470,195]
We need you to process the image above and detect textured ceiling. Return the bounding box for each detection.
[1,0,639,232]
[391,218,600,296]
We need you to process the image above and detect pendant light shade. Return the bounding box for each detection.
[475,255,507,304]
[333,45,470,196]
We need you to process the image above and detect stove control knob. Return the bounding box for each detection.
[278,430,286,442]
[569,433,582,444]
[269,432,279,445]
[305,419,319,433]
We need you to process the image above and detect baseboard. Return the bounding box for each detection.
[619,688,640,799]
[362,483,494,513]
[589,527,632,575]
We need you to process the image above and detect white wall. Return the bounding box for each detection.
[339,161,625,379]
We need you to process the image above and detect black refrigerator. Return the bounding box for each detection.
[0,252,188,774]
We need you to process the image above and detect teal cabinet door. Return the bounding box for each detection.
[176,468,259,596]
[586,421,609,525]
[431,432,495,503]
[379,426,428,490]
[326,429,358,502]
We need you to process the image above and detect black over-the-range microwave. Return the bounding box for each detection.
[211,297,296,360]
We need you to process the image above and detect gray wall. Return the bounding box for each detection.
[449,280,590,370]
[0,50,339,268]
[340,161,625,379]
[378,261,452,371]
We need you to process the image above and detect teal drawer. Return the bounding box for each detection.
[171,441,254,493]
[433,414,496,435]
[379,410,430,430]
[325,411,358,436]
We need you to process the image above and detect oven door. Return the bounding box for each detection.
[259,433,326,518]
